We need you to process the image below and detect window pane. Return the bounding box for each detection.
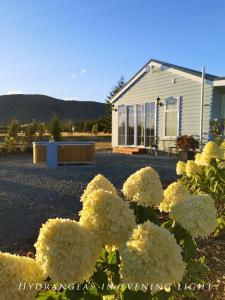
[165,111,177,136]
[146,102,155,146]
[166,97,177,110]
[127,105,134,145]
[137,104,145,145]
[118,105,125,145]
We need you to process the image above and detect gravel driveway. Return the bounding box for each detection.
[0,152,177,252]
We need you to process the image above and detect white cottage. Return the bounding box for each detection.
[110,59,225,153]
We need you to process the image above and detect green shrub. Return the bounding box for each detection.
[92,123,99,135]
[2,136,18,153]
[49,114,61,141]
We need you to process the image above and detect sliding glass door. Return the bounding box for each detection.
[146,102,155,146]
[118,102,156,147]
[137,104,145,146]
[127,105,134,145]
[118,105,125,145]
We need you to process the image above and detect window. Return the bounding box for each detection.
[118,105,125,145]
[137,104,145,145]
[164,97,178,137]
[127,105,134,145]
[146,102,155,146]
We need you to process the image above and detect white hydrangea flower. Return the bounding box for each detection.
[35,218,101,283]
[81,174,117,203]
[120,221,185,293]
[186,160,202,177]
[122,167,163,207]
[176,161,186,176]
[159,182,190,212]
[79,189,136,248]
[0,252,44,300]
[170,194,217,238]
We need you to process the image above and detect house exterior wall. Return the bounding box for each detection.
[112,67,214,149]
[212,87,225,120]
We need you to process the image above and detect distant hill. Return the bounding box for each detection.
[0,94,106,124]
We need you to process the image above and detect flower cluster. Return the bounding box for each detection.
[79,189,136,248]
[170,194,217,238]
[176,161,186,175]
[35,218,101,283]
[122,167,163,207]
[221,141,225,150]
[176,141,225,176]
[120,222,185,292]
[159,182,190,212]
[195,152,212,167]
[186,160,202,177]
[203,141,224,159]
[0,252,44,300]
[80,174,117,203]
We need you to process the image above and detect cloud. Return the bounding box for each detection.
[64,96,79,101]
[80,68,86,75]
[6,90,26,95]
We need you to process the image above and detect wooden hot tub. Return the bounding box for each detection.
[33,142,95,165]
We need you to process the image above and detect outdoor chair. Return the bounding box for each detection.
[147,137,160,157]
[168,141,178,156]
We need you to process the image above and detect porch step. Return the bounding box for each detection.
[112,147,146,155]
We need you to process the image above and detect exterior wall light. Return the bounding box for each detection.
[111,104,117,112]
[156,97,164,107]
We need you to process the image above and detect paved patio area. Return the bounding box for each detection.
[0,152,177,252]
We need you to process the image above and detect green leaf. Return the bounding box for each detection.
[84,291,102,300]
[182,235,196,261]
[92,269,108,287]
[107,251,118,265]
[87,285,100,297]
[112,272,121,285]
[36,291,65,300]
[145,207,160,225]
[161,220,173,230]
[119,288,150,300]
[172,223,187,243]
[152,290,176,300]
[98,249,108,263]
[63,288,85,300]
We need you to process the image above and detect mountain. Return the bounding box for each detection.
[0,94,106,123]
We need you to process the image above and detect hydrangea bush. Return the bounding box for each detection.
[177,141,225,210]
[0,166,219,300]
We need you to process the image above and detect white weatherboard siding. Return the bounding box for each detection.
[112,67,213,149]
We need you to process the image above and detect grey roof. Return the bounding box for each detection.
[110,59,225,103]
[151,59,224,81]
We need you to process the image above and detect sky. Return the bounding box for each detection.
[0,0,225,102]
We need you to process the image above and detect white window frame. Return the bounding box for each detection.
[145,101,157,147]
[118,105,126,146]
[163,96,181,139]
[136,103,145,147]
[126,105,135,146]
[117,101,158,147]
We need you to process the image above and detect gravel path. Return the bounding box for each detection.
[0,152,177,252]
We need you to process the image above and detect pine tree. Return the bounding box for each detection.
[105,76,126,132]
[8,119,21,138]
[49,114,61,141]
[92,123,99,135]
